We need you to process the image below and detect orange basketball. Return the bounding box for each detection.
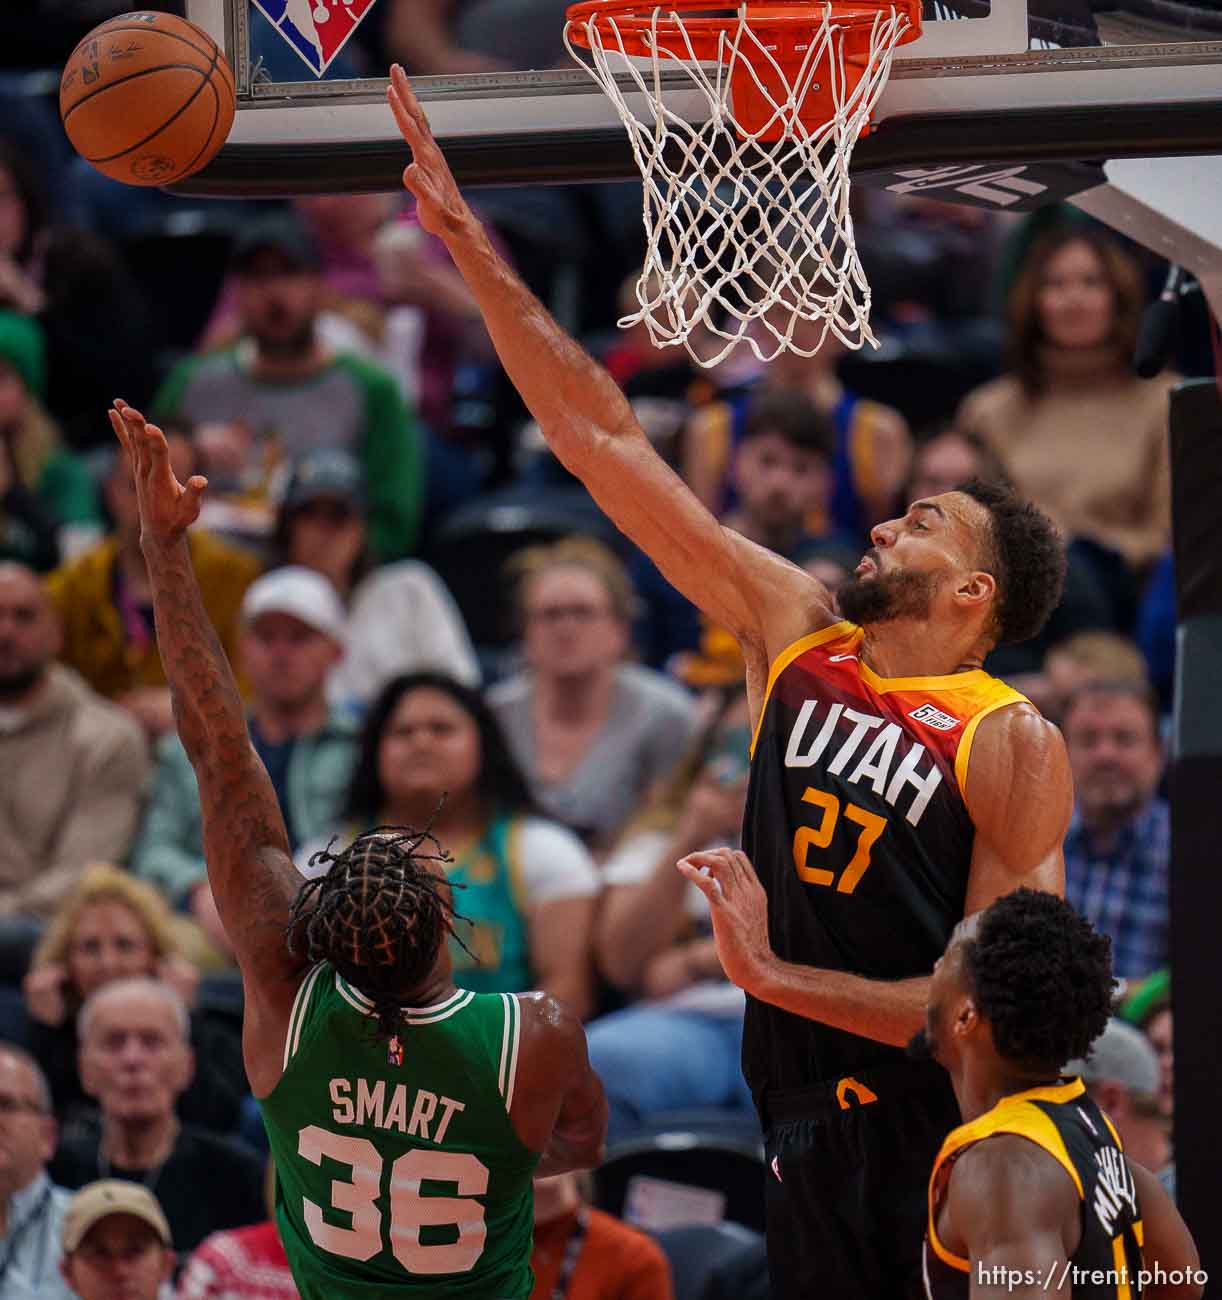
[60,11,236,187]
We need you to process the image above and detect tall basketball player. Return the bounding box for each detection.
[915,888,1199,1299]
[387,66,1073,1298]
[108,401,607,1300]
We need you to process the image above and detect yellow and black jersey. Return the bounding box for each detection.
[741,621,1028,1096]
[924,1078,1145,1299]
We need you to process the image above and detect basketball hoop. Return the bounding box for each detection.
[564,2,922,365]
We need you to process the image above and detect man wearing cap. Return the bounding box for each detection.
[132,566,357,958]
[1067,1017,1177,1199]
[0,1043,73,1300]
[151,212,426,562]
[60,1180,174,1300]
[276,446,481,710]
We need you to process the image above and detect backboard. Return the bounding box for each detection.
[176,0,1222,200]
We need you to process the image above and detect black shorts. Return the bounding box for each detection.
[758,1060,961,1300]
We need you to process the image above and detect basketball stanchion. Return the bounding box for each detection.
[564,1,922,365]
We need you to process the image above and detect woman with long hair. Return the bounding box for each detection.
[957,222,1174,627]
[303,671,600,1019]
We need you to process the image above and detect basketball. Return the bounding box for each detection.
[59,11,236,187]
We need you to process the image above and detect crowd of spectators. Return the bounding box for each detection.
[0,3,1201,1296]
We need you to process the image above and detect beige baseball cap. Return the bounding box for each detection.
[62,1180,173,1253]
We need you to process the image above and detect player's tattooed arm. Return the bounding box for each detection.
[108,401,306,1002]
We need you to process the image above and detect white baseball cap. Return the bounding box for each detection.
[241,566,346,643]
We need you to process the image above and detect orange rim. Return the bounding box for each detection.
[565,1,923,60]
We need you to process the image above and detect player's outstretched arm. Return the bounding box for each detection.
[385,66,834,672]
[509,993,607,1176]
[1129,1161,1203,1300]
[109,401,307,1087]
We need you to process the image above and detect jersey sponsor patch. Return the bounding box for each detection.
[909,703,961,732]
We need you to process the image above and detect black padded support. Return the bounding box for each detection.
[1167,376,1222,1286]
[165,97,1222,196]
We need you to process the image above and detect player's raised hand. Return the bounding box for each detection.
[388,63,472,239]
[676,847,775,994]
[109,399,207,544]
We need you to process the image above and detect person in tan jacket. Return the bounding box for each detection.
[0,563,148,982]
[957,223,1174,627]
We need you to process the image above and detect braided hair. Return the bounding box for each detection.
[287,824,474,1041]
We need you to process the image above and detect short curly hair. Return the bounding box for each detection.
[961,888,1115,1074]
[956,477,1066,645]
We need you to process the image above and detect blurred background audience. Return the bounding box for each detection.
[0,28,1209,1289]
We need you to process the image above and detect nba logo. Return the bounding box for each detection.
[388,1035,404,1067]
[251,0,378,77]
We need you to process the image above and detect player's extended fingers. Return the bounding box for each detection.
[389,65,434,148]
[107,407,132,455]
[675,856,726,904]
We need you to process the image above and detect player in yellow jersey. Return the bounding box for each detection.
[913,887,1200,1300]
[387,63,1074,1298]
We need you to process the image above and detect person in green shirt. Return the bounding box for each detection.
[151,215,425,563]
[108,398,606,1300]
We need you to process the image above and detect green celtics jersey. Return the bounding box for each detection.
[260,963,539,1299]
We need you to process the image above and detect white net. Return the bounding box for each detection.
[564,3,916,366]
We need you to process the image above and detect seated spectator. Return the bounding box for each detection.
[590,690,753,1143]
[302,672,599,1019]
[635,388,849,683]
[957,223,1175,629]
[530,1171,674,1300]
[491,538,698,852]
[0,1043,73,1300]
[1034,630,1151,725]
[681,292,912,540]
[1062,680,1168,980]
[0,564,147,979]
[46,439,260,741]
[0,312,101,569]
[58,1180,174,1300]
[0,143,46,320]
[49,978,265,1256]
[177,1164,298,1300]
[132,566,356,955]
[154,213,425,561]
[1067,1018,1175,1198]
[20,864,245,1137]
[0,140,158,453]
[271,448,479,715]
[1121,967,1173,1121]
[201,194,495,444]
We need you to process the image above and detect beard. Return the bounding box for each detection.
[252,316,315,361]
[906,1026,937,1063]
[837,565,939,627]
[0,663,45,701]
